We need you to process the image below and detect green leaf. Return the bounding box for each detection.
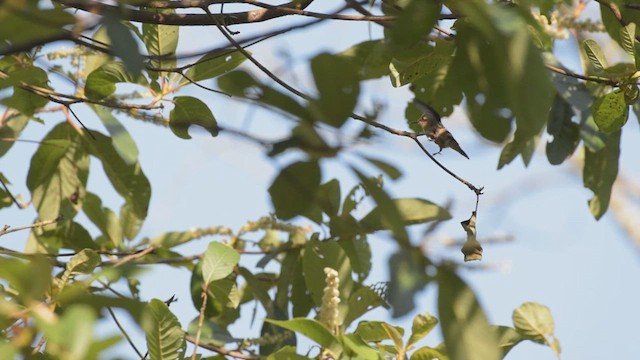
[381,322,404,350]
[302,238,354,312]
[407,313,438,348]
[512,302,560,355]
[27,123,89,220]
[0,112,29,157]
[0,256,52,301]
[83,192,123,247]
[169,96,219,139]
[104,17,144,76]
[583,130,620,219]
[354,321,404,343]
[0,65,50,116]
[389,51,450,88]
[339,40,393,80]
[36,305,97,360]
[218,71,310,119]
[142,299,185,360]
[0,5,75,53]
[362,156,402,180]
[150,230,203,248]
[120,202,144,241]
[201,242,240,284]
[186,318,240,347]
[360,198,451,231]
[64,249,101,277]
[267,346,311,360]
[85,62,148,100]
[388,251,429,317]
[582,39,608,72]
[82,131,151,221]
[239,267,275,317]
[592,90,628,133]
[341,333,380,359]
[620,23,636,56]
[182,49,249,84]
[317,179,341,216]
[266,318,341,355]
[142,9,179,70]
[353,170,409,246]
[309,53,360,127]
[338,235,371,281]
[387,0,441,50]
[494,325,523,357]
[268,160,321,220]
[343,285,387,327]
[437,265,501,360]
[546,95,580,165]
[90,105,139,165]
[410,346,449,360]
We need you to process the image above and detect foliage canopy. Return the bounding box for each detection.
[0,0,633,358]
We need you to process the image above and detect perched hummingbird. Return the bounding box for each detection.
[414,100,469,159]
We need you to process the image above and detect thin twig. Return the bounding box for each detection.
[0,177,25,209]
[185,335,260,360]
[111,246,156,267]
[190,284,209,360]
[410,136,484,195]
[0,216,63,237]
[544,64,618,86]
[66,105,96,140]
[107,307,145,358]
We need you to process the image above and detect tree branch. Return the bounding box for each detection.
[55,0,315,26]
[0,216,63,238]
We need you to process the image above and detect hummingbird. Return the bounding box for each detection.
[414,100,469,159]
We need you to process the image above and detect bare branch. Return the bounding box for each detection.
[0,216,63,238]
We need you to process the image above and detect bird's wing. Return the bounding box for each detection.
[413,100,441,123]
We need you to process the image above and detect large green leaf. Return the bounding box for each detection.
[0,112,29,157]
[512,302,561,356]
[182,49,248,84]
[309,53,360,127]
[388,251,430,317]
[0,256,52,302]
[0,65,50,116]
[583,130,620,219]
[35,305,97,360]
[103,16,144,76]
[27,123,89,220]
[201,242,240,284]
[169,96,218,139]
[142,299,185,360]
[339,40,393,80]
[302,238,354,312]
[82,192,123,247]
[546,95,580,165]
[142,9,179,70]
[82,131,151,221]
[386,0,441,50]
[266,318,341,356]
[361,198,451,231]
[90,105,139,165]
[437,265,501,360]
[0,4,76,53]
[582,39,608,72]
[268,160,321,220]
[85,62,148,100]
[218,70,310,119]
[353,170,409,246]
[592,90,628,133]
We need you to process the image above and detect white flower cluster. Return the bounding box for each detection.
[319,267,341,332]
[531,10,570,40]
